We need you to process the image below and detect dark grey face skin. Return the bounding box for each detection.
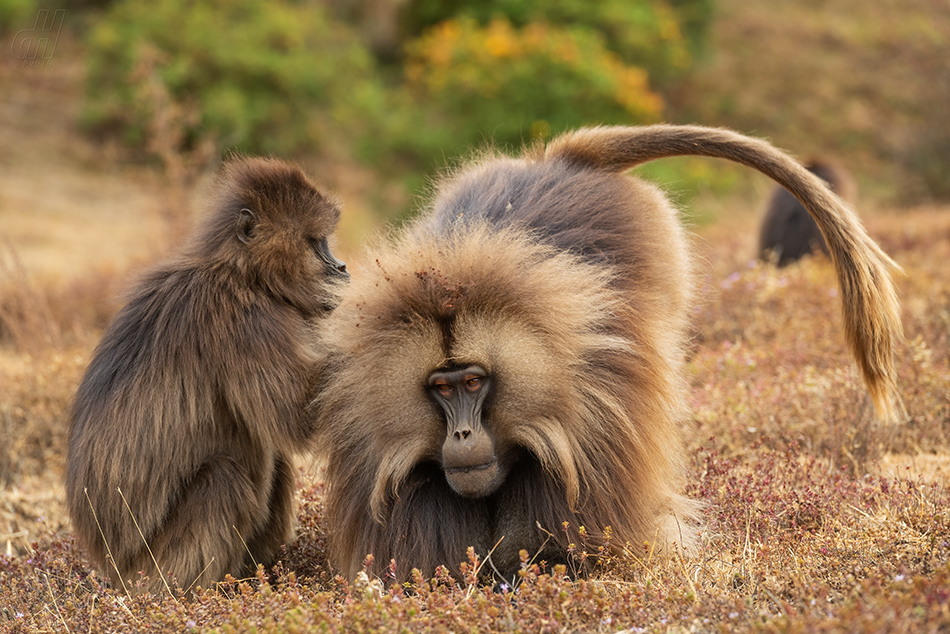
[427,365,503,498]
[310,236,348,311]
[311,236,349,279]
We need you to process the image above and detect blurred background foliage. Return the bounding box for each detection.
[394,0,706,82]
[2,0,947,216]
[396,18,664,161]
[78,0,702,172]
[82,0,383,155]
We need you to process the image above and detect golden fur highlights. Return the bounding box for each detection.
[311,124,902,582]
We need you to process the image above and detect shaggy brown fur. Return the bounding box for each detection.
[313,124,902,583]
[66,157,348,594]
[759,161,857,266]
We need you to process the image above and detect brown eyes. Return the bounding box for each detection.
[435,383,453,397]
[433,375,482,398]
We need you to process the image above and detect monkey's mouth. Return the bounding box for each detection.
[444,458,501,498]
[446,459,495,475]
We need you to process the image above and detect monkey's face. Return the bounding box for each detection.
[307,234,350,310]
[199,156,351,317]
[232,202,349,316]
[426,364,511,498]
[318,225,628,517]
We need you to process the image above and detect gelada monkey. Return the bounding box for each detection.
[67,157,348,593]
[314,125,901,583]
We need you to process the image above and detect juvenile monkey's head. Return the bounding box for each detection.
[197,157,349,316]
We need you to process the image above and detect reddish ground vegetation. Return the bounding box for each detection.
[2,202,948,632]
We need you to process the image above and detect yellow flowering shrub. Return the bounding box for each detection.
[404,18,663,153]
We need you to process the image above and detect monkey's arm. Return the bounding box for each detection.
[222,302,316,451]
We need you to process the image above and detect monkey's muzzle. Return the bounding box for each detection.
[444,457,500,498]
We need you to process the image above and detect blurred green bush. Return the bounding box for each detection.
[83,0,384,155]
[399,0,711,82]
[79,0,726,214]
[0,0,37,29]
[381,17,664,169]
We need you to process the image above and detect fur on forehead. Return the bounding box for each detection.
[329,223,624,359]
[214,156,341,228]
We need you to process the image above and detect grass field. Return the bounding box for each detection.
[3,188,948,633]
[2,15,949,634]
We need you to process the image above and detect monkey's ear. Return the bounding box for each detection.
[237,208,257,244]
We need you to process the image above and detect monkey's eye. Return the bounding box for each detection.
[465,376,482,391]
[434,382,453,397]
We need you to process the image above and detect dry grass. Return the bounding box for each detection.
[2,195,948,631]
